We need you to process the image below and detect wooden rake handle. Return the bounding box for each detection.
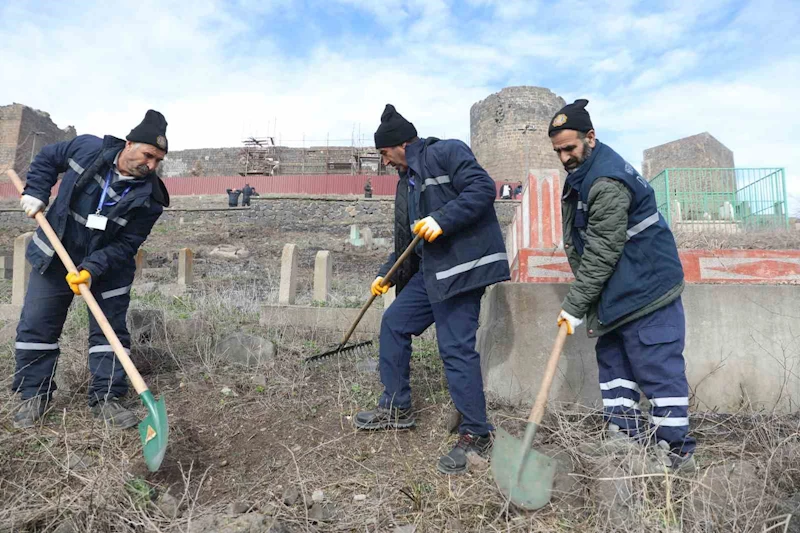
[6,169,149,395]
[528,322,570,424]
[338,234,423,346]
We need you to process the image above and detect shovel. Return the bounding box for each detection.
[7,169,169,472]
[491,321,569,510]
[305,234,422,364]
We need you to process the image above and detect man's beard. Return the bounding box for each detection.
[564,140,593,173]
[129,164,149,177]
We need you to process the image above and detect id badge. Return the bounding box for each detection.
[86,214,108,231]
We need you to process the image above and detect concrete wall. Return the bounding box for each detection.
[160,146,385,178]
[477,283,800,413]
[470,87,566,184]
[0,104,21,174]
[159,147,241,177]
[0,196,520,250]
[0,103,76,178]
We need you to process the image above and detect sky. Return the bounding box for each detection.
[1,0,798,210]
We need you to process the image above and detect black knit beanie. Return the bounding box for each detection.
[127,109,169,152]
[374,104,417,149]
[548,99,594,136]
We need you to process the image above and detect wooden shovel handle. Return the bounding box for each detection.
[528,322,569,424]
[339,234,422,346]
[6,169,149,395]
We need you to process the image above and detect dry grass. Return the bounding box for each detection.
[2,281,800,532]
[675,229,800,250]
[3,217,800,531]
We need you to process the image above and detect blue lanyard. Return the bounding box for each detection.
[96,169,132,214]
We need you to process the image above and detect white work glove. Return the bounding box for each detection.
[20,194,45,218]
[557,310,583,335]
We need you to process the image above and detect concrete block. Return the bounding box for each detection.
[0,255,11,279]
[134,249,147,280]
[672,200,682,222]
[361,227,373,247]
[178,248,193,286]
[12,232,33,306]
[383,286,396,309]
[260,304,382,335]
[279,244,298,305]
[313,250,332,303]
[477,282,800,413]
[0,304,22,322]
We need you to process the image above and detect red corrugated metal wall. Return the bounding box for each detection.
[0,175,520,198]
[161,175,398,196]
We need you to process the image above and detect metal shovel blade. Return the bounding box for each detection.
[138,391,169,472]
[491,426,556,511]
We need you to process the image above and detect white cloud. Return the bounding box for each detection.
[0,0,796,214]
[629,49,700,90]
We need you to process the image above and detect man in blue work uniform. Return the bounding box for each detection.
[13,110,170,430]
[550,99,696,472]
[354,105,510,474]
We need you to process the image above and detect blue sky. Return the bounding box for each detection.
[1,0,798,208]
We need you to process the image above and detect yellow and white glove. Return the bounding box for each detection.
[65,270,92,295]
[371,276,390,296]
[413,216,443,242]
[20,194,45,218]
[557,310,583,335]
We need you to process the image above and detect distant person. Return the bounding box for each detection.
[364,178,373,198]
[499,182,512,199]
[241,183,254,206]
[549,99,695,473]
[513,182,523,199]
[226,188,241,207]
[354,104,509,475]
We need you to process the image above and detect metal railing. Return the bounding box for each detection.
[649,168,788,232]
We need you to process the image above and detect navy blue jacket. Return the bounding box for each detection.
[565,142,683,325]
[378,138,510,303]
[23,135,169,280]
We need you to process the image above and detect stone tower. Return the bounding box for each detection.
[470,86,566,184]
[0,103,77,179]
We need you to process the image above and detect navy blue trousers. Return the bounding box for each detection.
[595,297,696,455]
[13,259,132,405]
[378,271,491,436]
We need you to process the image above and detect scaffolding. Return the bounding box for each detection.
[238,135,389,176]
[239,137,279,176]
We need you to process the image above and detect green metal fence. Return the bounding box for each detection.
[649,168,788,231]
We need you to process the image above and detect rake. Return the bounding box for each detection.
[304,234,422,364]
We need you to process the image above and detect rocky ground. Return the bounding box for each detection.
[1,194,800,532]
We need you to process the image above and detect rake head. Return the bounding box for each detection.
[304,340,375,364]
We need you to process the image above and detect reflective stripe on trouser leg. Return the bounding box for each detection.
[378,272,434,410]
[616,297,695,455]
[431,285,491,436]
[87,282,133,405]
[595,331,644,437]
[12,264,74,399]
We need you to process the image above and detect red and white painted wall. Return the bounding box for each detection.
[508,170,800,284]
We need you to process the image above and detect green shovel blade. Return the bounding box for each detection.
[491,426,556,511]
[137,390,169,472]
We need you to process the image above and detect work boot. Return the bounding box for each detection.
[578,423,641,456]
[437,432,493,475]
[13,395,50,429]
[91,398,138,429]
[353,406,416,430]
[646,440,696,474]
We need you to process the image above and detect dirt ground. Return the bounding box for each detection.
[2,195,800,532]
